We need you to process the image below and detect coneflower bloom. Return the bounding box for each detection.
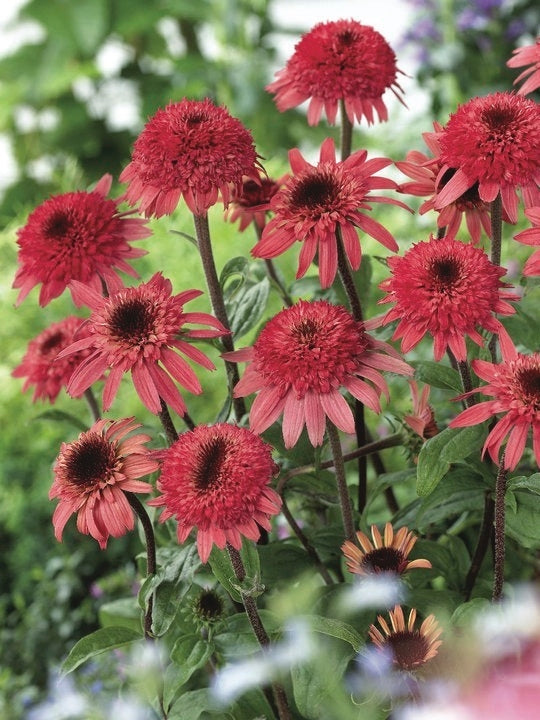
[434,93,540,223]
[224,173,288,232]
[224,300,412,449]
[341,522,431,576]
[50,417,158,549]
[252,137,410,289]
[120,98,262,217]
[266,19,405,126]
[12,316,92,403]
[368,606,442,671]
[58,273,227,417]
[514,207,540,276]
[507,38,540,95]
[450,336,540,471]
[149,423,282,563]
[13,174,150,307]
[397,123,493,244]
[377,236,519,361]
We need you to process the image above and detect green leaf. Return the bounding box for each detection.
[167,688,217,720]
[149,545,200,637]
[208,539,261,603]
[220,256,249,294]
[451,598,491,626]
[292,651,353,720]
[170,635,214,687]
[506,491,540,548]
[225,277,270,339]
[411,361,462,393]
[98,597,141,632]
[258,544,313,586]
[68,0,109,55]
[61,627,141,675]
[31,409,88,432]
[416,468,486,530]
[305,615,362,652]
[416,424,486,497]
[508,473,540,495]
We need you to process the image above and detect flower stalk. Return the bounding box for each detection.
[326,420,355,542]
[493,459,508,602]
[126,493,157,639]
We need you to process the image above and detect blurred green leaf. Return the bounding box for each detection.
[61,626,141,674]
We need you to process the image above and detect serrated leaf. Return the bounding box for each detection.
[417,425,486,497]
[411,361,462,393]
[61,627,141,675]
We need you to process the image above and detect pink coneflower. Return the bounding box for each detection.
[434,93,540,223]
[514,206,540,276]
[224,173,288,232]
[12,316,92,403]
[13,174,150,307]
[57,273,226,417]
[50,417,158,548]
[266,19,405,126]
[120,98,262,217]
[397,123,493,244]
[341,522,431,576]
[450,335,540,471]
[224,300,412,449]
[149,423,282,563]
[252,137,409,288]
[377,236,519,361]
[368,605,442,671]
[507,38,540,96]
[403,381,439,440]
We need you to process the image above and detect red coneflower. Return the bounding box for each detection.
[13,174,150,307]
[507,38,540,96]
[341,522,431,576]
[12,316,92,403]
[120,98,262,217]
[58,273,226,417]
[397,123,493,244]
[377,235,519,361]
[514,206,540,276]
[50,417,158,548]
[434,93,540,223]
[266,19,405,126]
[149,423,282,563]
[224,300,412,449]
[252,137,409,288]
[224,172,288,232]
[368,605,442,671]
[450,335,540,471]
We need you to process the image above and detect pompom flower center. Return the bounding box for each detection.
[253,302,369,397]
[290,170,342,211]
[516,363,540,410]
[40,331,64,355]
[388,631,430,670]
[64,435,116,488]
[194,437,229,490]
[430,256,460,288]
[43,211,72,239]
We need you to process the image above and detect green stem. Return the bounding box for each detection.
[226,545,292,720]
[83,388,101,422]
[126,493,157,639]
[339,99,353,161]
[192,212,246,422]
[326,420,355,542]
[493,459,508,602]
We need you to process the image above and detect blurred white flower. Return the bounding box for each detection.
[338,573,405,613]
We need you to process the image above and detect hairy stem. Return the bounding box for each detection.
[127,493,157,639]
[488,194,503,362]
[493,460,508,602]
[158,398,179,445]
[336,228,363,322]
[464,493,495,601]
[326,421,355,542]
[193,212,246,421]
[227,545,292,720]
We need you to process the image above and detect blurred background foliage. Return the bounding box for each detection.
[0,0,538,717]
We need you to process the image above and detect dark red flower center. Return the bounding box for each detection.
[430,257,460,287]
[387,631,430,670]
[237,178,278,208]
[65,435,115,487]
[43,211,72,239]
[109,299,155,344]
[194,437,229,489]
[363,548,406,574]
[40,331,65,355]
[290,172,341,211]
[516,366,540,409]
[480,105,516,132]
